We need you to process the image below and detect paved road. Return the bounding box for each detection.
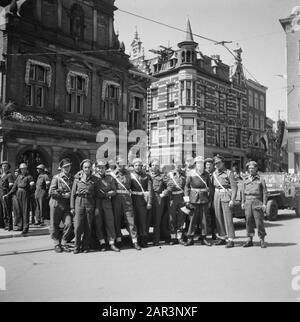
[0,211,299,302]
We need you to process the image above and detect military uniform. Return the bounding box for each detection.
[7,173,34,233]
[111,169,138,245]
[242,173,267,240]
[49,172,74,247]
[94,173,117,246]
[0,171,14,230]
[166,169,186,242]
[71,173,97,252]
[149,170,170,244]
[185,169,212,240]
[213,168,237,240]
[205,167,217,237]
[35,172,50,224]
[130,170,153,246]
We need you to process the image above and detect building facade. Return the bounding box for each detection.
[280,7,300,173]
[132,20,261,170]
[0,0,150,177]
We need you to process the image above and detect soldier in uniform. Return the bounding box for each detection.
[111,156,141,250]
[166,160,186,245]
[0,161,14,231]
[130,158,153,248]
[5,163,35,235]
[204,158,217,240]
[34,164,51,226]
[241,161,268,248]
[71,159,97,254]
[94,161,120,252]
[149,159,170,246]
[184,156,212,246]
[213,155,237,248]
[49,159,74,253]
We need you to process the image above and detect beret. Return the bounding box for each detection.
[36,164,46,170]
[80,159,92,169]
[59,158,72,169]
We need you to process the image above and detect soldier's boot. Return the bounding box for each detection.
[200,237,212,247]
[169,239,179,246]
[225,240,235,248]
[214,238,227,246]
[133,242,142,251]
[110,243,120,252]
[260,239,267,249]
[184,238,194,247]
[54,245,63,253]
[243,239,254,248]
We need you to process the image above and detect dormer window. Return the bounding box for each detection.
[70,4,85,40]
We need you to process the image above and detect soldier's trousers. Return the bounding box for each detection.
[0,195,12,229]
[208,204,217,235]
[244,198,267,239]
[214,190,235,239]
[74,197,95,251]
[169,194,186,239]
[95,198,116,243]
[187,203,208,237]
[152,193,169,243]
[35,191,48,223]
[49,199,74,246]
[132,195,148,240]
[14,189,30,232]
[0,195,5,228]
[112,194,138,243]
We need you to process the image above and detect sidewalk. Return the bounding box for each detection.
[0,220,50,240]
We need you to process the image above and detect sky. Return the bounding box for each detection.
[114,0,300,122]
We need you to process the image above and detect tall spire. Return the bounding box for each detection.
[186,18,194,42]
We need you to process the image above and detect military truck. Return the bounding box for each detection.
[231,173,300,221]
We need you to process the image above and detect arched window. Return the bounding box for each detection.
[70,4,85,40]
[186,51,191,63]
[181,51,186,63]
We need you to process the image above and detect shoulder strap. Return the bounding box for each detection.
[131,173,145,193]
[59,176,71,192]
[192,170,208,189]
[213,172,226,190]
[169,172,184,193]
[110,172,130,193]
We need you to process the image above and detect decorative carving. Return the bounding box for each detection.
[25,59,52,87]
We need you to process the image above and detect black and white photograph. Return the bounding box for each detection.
[0,0,300,305]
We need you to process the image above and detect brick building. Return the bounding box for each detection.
[0,0,150,177]
[132,20,261,170]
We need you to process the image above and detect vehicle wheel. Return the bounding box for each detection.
[296,200,300,218]
[266,200,278,221]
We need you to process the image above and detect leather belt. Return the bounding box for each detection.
[76,193,93,198]
[131,191,144,196]
[172,191,184,195]
[215,187,231,192]
[116,190,130,195]
[245,195,261,200]
[191,188,207,192]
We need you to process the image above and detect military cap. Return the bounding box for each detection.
[36,164,46,170]
[132,158,143,165]
[19,163,28,169]
[246,161,258,168]
[80,159,93,169]
[194,156,205,163]
[95,160,107,168]
[59,158,72,169]
[214,154,224,164]
[204,157,214,165]
[1,161,11,169]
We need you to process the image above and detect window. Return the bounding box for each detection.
[180,80,195,106]
[103,84,119,121]
[260,116,265,131]
[167,84,176,108]
[254,93,259,109]
[249,90,254,107]
[215,91,220,113]
[129,96,142,129]
[151,89,158,111]
[70,4,84,40]
[237,97,243,117]
[260,95,265,112]
[220,125,227,148]
[236,128,242,148]
[25,64,48,108]
[197,85,205,109]
[167,120,175,144]
[150,123,158,144]
[183,118,194,142]
[249,113,253,128]
[215,124,220,147]
[220,93,227,113]
[66,75,86,115]
[254,114,259,129]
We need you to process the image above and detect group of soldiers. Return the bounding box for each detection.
[0,154,268,254]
